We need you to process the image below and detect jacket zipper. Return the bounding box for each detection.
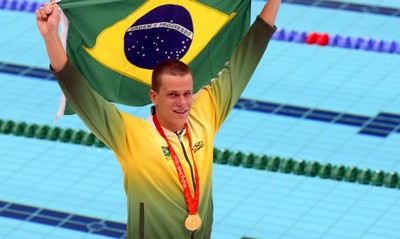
[139,202,145,239]
[175,132,196,191]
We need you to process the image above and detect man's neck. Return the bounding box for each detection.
[155,115,185,133]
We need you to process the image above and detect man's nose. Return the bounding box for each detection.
[176,95,186,105]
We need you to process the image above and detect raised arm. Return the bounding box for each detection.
[259,0,281,27]
[36,0,67,71]
[35,0,128,156]
[202,0,281,131]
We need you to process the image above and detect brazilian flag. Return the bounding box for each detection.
[58,0,251,114]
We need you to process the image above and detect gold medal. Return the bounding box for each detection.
[185,213,202,231]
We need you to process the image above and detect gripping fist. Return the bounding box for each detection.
[36,0,60,38]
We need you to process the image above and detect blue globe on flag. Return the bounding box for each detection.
[124,5,194,69]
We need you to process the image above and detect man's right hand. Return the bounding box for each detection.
[36,0,60,39]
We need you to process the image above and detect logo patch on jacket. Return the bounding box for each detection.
[161,146,171,161]
[192,141,204,153]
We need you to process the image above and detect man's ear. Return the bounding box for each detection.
[149,90,157,105]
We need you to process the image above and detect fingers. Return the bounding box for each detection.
[36,2,53,21]
[45,2,53,14]
[35,9,43,21]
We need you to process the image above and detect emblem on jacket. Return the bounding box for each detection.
[192,141,204,153]
[161,146,171,161]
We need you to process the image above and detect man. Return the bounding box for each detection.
[36,0,280,238]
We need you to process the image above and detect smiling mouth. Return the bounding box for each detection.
[174,109,188,115]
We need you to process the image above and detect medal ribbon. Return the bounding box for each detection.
[153,115,200,215]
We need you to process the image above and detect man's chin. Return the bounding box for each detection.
[173,114,189,123]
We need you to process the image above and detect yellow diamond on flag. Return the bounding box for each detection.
[84,0,235,86]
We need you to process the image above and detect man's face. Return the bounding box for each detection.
[150,73,194,131]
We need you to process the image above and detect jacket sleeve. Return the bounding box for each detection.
[206,16,277,130]
[52,59,127,155]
